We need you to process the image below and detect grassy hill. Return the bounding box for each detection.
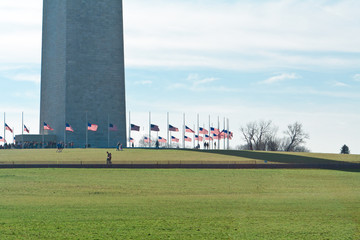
[0,148,359,165]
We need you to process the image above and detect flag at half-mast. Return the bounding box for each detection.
[5,123,13,133]
[213,133,221,140]
[0,136,5,142]
[131,124,140,131]
[66,123,74,132]
[88,123,98,131]
[184,136,192,142]
[195,135,203,141]
[158,136,167,143]
[151,124,160,132]
[168,124,179,132]
[44,122,53,130]
[109,123,118,131]
[171,136,179,142]
[185,125,195,133]
[144,137,151,143]
[205,135,213,141]
[129,137,135,143]
[199,127,208,134]
[24,125,30,133]
[210,127,220,134]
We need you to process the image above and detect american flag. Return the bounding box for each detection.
[205,135,213,141]
[168,124,179,132]
[129,137,135,143]
[151,124,160,132]
[131,124,140,131]
[0,136,5,142]
[66,123,74,132]
[184,136,192,142]
[185,125,195,133]
[210,127,220,134]
[88,123,98,131]
[44,122,53,130]
[5,123,13,133]
[199,127,208,134]
[171,136,179,142]
[195,135,203,141]
[213,133,221,140]
[158,136,167,143]
[144,137,151,143]
[109,123,118,131]
[24,125,30,133]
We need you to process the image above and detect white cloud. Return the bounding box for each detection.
[134,80,152,85]
[353,74,360,81]
[11,73,40,83]
[332,81,349,87]
[260,73,300,85]
[123,0,360,70]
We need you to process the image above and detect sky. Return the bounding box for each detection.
[0,0,359,153]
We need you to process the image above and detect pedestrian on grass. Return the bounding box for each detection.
[106,151,112,165]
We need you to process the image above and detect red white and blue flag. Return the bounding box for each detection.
[158,136,167,143]
[109,123,118,131]
[199,127,208,135]
[171,136,179,142]
[210,127,220,134]
[129,137,135,143]
[131,124,140,131]
[24,125,30,133]
[66,123,74,132]
[195,135,203,141]
[88,123,98,131]
[213,133,221,140]
[144,137,151,143]
[0,136,5,142]
[5,123,13,133]
[205,135,213,141]
[151,124,160,132]
[184,136,192,142]
[44,122,53,130]
[168,124,179,132]
[185,125,195,133]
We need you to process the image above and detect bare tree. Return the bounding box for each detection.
[254,120,273,150]
[240,121,258,150]
[284,122,309,152]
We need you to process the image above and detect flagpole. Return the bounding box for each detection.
[223,117,226,150]
[217,116,220,149]
[149,111,151,148]
[64,121,66,148]
[183,113,185,149]
[128,111,131,148]
[85,111,88,149]
[227,118,230,150]
[209,115,211,150]
[4,112,6,147]
[167,112,169,148]
[107,114,110,148]
[21,112,24,148]
[42,122,45,149]
[196,114,199,147]
[193,124,195,149]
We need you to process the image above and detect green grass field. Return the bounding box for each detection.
[0,168,359,239]
[0,148,359,165]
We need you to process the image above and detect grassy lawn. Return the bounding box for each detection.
[0,148,359,164]
[0,169,359,239]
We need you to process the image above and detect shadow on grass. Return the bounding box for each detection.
[184,149,360,172]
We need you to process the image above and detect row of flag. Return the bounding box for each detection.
[130,123,233,144]
[43,122,116,132]
[1,123,30,143]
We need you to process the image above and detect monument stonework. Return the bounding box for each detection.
[40,0,126,147]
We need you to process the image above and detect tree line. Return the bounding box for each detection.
[238,121,310,152]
